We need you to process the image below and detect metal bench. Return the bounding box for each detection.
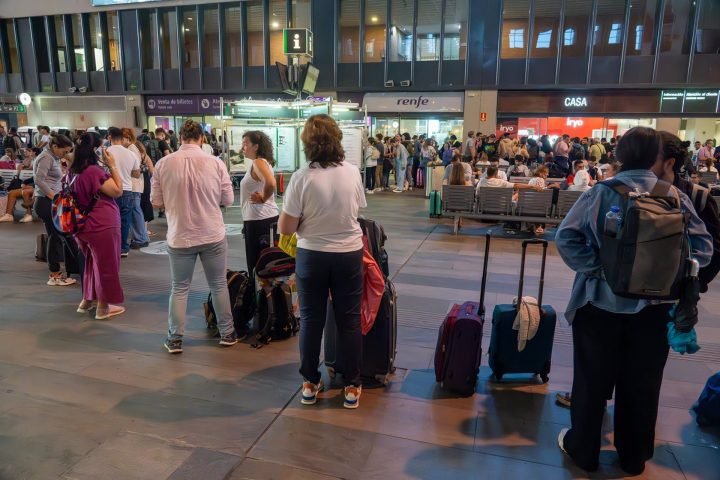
[556,190,584,218]
[0,169,32,188]
[476,187,514,216]
[700,172,718,186]
[442,185,476,234]
[516,189,555,218]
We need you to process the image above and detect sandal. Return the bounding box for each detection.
[95,305,126,320]
[77,300,96,313]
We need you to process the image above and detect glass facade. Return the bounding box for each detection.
[0,0,715,94]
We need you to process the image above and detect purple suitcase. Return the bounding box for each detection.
[434,232,491,396]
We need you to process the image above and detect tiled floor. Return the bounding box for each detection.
[0,191,718,480]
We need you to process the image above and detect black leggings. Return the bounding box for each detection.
[34,196,64,273]
[244,215,280,278]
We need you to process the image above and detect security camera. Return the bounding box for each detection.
[384,80,395,88]
[78,86,88,93]
[68,86,77,93]
[400,80,411,87]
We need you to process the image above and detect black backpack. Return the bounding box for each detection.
[359,217,389,277]
[3,135,16,151]
[254,282,299,346]
[570,143,585,161]
[203,270,255,335]
[143,138,161,162]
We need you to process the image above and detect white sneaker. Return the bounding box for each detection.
[343,385,362,409]
[0,213,13,222]
[18,214,33,223]
[393,189,403,193]
[301,380,325,405]
[366,189,374,195]
[374,188,382,192]
[47,274,77,286]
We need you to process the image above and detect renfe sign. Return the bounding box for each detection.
[363,92,463,113]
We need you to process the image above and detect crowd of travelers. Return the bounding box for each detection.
[1,116,719,474]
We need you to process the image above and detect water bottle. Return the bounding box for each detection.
[604,205,622,236]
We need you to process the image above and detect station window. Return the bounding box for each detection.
[563,28,575,46]
[627,0,657,56]
[224,5,241,67]
[443,0,468,61]
[660,0,693,54]
[608,23,622,45]
[140,10,160,70]
[107,11,121,71]
[71,14,86,72]
[364,0,386,63]
[269,0,287,65]
[509,29,524,49]
[531,0,560,58]
[416,0,441,61]
[5,20,20,74]
[339,0,360,63]
[203,6,220,68]
[501,0,529,58]
[389,0,413,62]
[181,9,198,68]
[247,1,263,67]
[88,13,104,71]
[54,16,68,73]
[291,0,310,29]
[160,9,179,69]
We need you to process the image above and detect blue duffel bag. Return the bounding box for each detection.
[694,372,720,427]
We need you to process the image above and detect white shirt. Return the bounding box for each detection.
[201,143,214,155]
[108,144,139,191]
[478,177,514,189]
[528,177,546,189]
[283,161,367,253]
[481,169,508,181]
[239,158,280,221]
[128,144,144,194]
[150,144,234,249]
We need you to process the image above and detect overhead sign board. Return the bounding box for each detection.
[283,29,313,57]
[0,104,26,113]
[660,90,685,113]
[660,90,720,114]
[363,92,463,113]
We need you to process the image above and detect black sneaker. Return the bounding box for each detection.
[130,242,149,250]
[164,338,183,354]
[158,210,165,218]
[219,333,239,346]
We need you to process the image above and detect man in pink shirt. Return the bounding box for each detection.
[698,139,716,163]
[554,134,571,175]
[151,120,238,354]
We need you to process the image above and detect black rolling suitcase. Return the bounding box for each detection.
[324,279,397,388]
[488,239,557,383]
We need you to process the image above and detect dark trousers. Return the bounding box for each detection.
[365,166,376,190]
[115,191,134,254]
[244,215,279,278]
[33,196,64,273]
[564,303,671,472]
[296,247,363,387]
[411,158,420,186]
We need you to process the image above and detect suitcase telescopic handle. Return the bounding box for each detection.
[478,231,492,313]
[518,239,548,308]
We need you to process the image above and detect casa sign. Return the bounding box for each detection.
[564,96,588,108]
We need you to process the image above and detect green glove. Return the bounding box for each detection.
[667,321,700,355]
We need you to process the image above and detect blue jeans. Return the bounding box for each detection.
[130,192,150,246]
[167,240,235,340]
[115,191,134,253]
[296,247,363,386]
[395,159,407,190]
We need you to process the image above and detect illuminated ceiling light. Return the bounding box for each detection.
[188,17,193,20]
[97,33,102,37]
[371,16,378,23]
[271,21,280,28]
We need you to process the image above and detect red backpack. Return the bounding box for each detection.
[52,174,99,234]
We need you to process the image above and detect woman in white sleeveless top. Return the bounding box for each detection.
[239,131,280,277]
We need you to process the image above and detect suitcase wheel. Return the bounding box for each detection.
[539,373,549,384]
[327,366,336,379]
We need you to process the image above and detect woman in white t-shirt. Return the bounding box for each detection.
[279,114,367,410]
[240,131,280,278]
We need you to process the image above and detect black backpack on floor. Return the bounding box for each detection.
[254,282,299,347]
[203,270,255,335]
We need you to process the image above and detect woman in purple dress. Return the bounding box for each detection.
[71,133,126,320]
